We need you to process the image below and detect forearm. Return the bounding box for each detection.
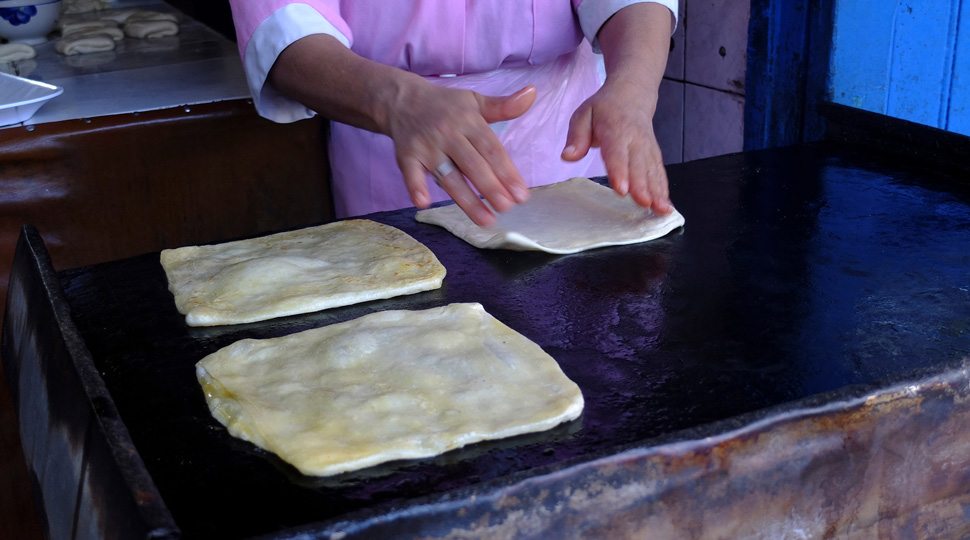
[267,33,420,135]
[596,3,673,105]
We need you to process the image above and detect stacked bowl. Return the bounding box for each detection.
[0,0,63,45]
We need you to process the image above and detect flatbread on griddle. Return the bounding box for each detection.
[160,220,445,326]
[416,177,685,254]
[196,303,584,476]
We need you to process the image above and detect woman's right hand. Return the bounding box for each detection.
[379,80,536,226]
[270,34,534,227]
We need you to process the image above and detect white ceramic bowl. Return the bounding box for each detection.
[0,0,63,45]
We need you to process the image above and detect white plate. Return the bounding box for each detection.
[0,71,62,126]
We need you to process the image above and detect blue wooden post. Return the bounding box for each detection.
[744,0,835,150]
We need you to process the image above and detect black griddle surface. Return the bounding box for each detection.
[59,144,970,538]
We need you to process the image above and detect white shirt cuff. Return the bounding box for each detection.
[243,4,351,123]
[577,0,679,53]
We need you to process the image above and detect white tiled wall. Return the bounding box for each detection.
[654,0,750,164]
[684,83,745,161]
[685,0,749,94]
[655,79,685,163]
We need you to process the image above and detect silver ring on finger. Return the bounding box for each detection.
[431,158,458,186]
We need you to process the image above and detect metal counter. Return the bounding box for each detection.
[3,139,970,538]
[2,0,248,127]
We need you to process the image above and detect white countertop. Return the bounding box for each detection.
[1,0,250,127]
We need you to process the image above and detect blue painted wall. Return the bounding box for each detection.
[829,0,970,136]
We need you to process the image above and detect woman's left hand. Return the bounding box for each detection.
[561,78,673,215]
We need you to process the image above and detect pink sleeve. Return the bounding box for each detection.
[228,0,352,58]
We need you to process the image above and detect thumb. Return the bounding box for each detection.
[561,103,592,162]
[478,85,537,123]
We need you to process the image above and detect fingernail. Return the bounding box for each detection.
[511,184,530,203]
[477,211,496,227]
[562,145,576,158]
[516,86,536,99]
[492,192,512,212]
[413,192,429,208]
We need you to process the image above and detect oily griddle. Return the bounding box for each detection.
[59,145,970,538]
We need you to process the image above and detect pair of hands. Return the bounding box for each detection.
[389,78,673,227]
[267,3,675,224]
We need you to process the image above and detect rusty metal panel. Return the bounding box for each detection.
[305,365,970,539]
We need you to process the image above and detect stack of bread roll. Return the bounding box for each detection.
[56,9,179,55]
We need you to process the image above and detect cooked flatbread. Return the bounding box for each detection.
[98,10,139,24]
[124,10,178,24]
[160,220,446,326]
[62,0,107,15]
[55,34,116,55]
[124,20,179,39]
[0,43,35,62]
[196,303,584,477]
[64,26,125,41]
[60,20,120,38]
[416,177,685,254]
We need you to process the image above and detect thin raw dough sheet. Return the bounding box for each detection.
[160,220,446,326]
[415,177,686,254]
[196,303,584,477]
